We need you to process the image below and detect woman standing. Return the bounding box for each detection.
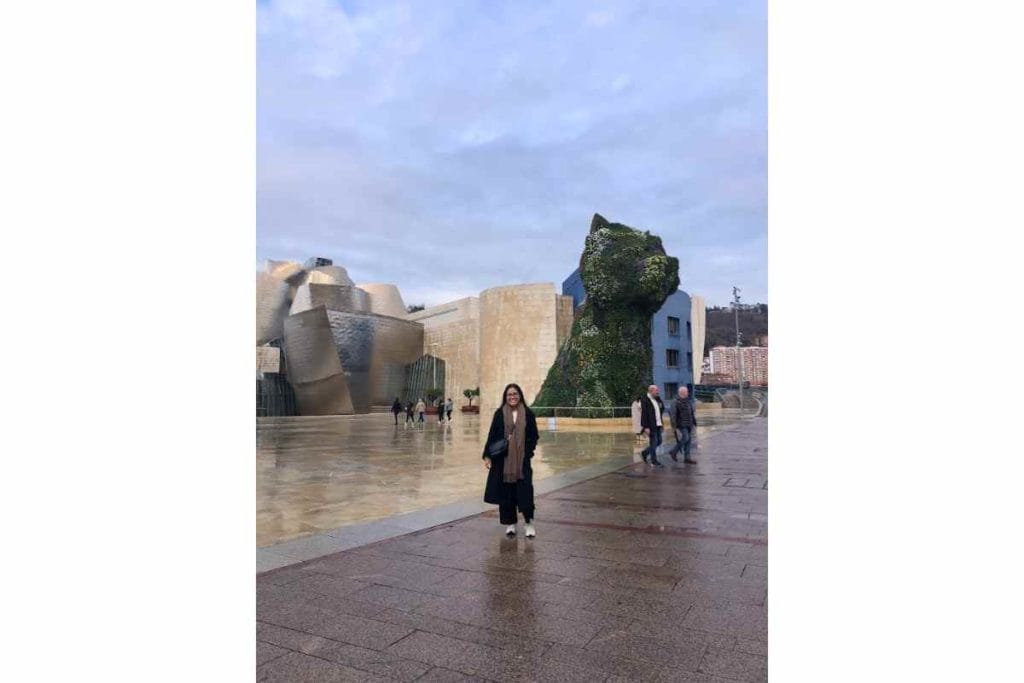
[482,383,539,538]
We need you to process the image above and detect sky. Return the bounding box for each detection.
[257,0,766,308]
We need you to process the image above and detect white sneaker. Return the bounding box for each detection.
[505,525,516,537]
[524,523,536,538]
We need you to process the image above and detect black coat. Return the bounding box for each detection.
[671,397,697,428]
[482,407,539,507]
[639,395,666,431]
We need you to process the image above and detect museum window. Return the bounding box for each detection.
[665,382,678,397]
[687,352,693,372]
[667,316,680,336]
[666,349,680,368]
[686,321,692,341]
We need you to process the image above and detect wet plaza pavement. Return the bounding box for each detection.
[257,418,767,681]
[258,414,643,547]
[257,412,742,548]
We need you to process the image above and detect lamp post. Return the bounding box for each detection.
[733,286,744,410]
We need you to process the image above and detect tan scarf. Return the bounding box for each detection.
[502,402,527,483]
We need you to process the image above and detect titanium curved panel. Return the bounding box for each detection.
[266,260,305,284]
[282,307,354,415]
[290,283,371,315]
[357,283,407,318]
[478,283,561,418]
[304,266,354,287]
[256,272,291,345]
[326,311,424,410]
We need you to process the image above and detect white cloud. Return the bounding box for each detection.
[257,1,768,306]
[585,10,615,28]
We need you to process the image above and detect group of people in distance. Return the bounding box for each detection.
[390,396,454,425]
[632,384,698,466]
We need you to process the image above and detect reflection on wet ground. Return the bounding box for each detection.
[257,412,745,547]
[256,419,768,681]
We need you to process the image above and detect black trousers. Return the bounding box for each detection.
[498,482,534,524]
[499,502,533,524]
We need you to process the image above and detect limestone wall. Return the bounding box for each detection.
[556,295,574,349]
[424,317,480,406]
[478,283,564,418]
[408,297,481,406]
[256,346,281,374]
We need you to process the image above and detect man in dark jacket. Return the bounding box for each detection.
[668,386,698,463]
[639,384,666,467]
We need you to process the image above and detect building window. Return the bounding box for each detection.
[667,316,680,336]
[665,382,678,397]
[686,321,692,341]
[667,349,680,368]
[687,352,693,372]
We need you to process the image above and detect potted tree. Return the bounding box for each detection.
[461,387,480,413]
[425,387,443,414]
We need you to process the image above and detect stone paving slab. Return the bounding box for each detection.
[257,453,638,571]
[257,418,767,681]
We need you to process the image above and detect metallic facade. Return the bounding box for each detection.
[256,272,292,345]
[256,257,428,415]
[325,310,423,411]
[282,307,355,415]
[290,283,371,316]
[357,283,408,318]
[304,266,353,286]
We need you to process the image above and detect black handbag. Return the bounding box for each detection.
[487,437,508,458]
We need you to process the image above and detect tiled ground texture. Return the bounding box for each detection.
[257,419,767,682]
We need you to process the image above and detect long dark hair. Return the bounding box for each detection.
[500,383,527,407]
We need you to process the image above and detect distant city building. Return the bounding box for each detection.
[562,268,706,400]
[708,346,769,386]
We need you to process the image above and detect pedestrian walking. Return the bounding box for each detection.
[482,383,539,538]
[631,396,643,443]
[445,397,453,423]
[391,397,402,425]
[404,401,414,424]
[639,384,666,466]
[667,386,698,464]
[437,397,445,423]
[415,398,426,422]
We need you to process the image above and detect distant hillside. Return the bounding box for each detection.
[704,304,767,357]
